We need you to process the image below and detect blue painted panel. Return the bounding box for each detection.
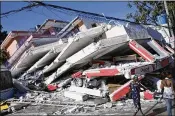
[157,14,167,24]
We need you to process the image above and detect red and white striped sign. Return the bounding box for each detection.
[129,40,155,62]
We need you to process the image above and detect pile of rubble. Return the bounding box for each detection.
[1,16,175,115]
[4,89,167,115]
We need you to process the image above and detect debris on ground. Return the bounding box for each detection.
[1,14,174,115]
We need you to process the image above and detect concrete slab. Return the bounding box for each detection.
[43,25,108,73]
[64,91,88,101]
[69,86,103,97]
[27,43,67,73]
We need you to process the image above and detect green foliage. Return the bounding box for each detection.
[0,49,9,64]
[0,25,7,44]
[126,1,175,27]
[167,2,175,27]
[0,25,8,64]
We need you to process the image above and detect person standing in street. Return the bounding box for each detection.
[160,71,175,116]
[130,75,145,116]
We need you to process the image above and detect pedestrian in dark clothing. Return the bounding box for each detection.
[160,72,175,116]
[130,75,145,116]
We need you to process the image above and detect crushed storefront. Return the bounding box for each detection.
[0,16,174,115]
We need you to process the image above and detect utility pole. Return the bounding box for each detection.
[164,1,174,37]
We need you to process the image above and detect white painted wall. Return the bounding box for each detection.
[105,26,126,38]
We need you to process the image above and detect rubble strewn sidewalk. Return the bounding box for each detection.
[5,90,174,116]
[1,14,175,116]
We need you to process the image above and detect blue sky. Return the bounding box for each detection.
[1,1,136,32]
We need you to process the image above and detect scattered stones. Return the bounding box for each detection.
[69,86,103,97]
[53,110,62,115]
[103,102,113,108]
[64,91,89,101]
[58,78,72,88]
[94,98,109,105]
[66,106,78,113]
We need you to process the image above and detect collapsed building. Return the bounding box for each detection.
[1,16,175,104]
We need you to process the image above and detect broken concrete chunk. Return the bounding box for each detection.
[104,102,113,108]
[53,110,62,115]
[58,78,72,88]
[13,79,29,93]
[64,91,88,101]
[94,98,109,105]
[69,86,103,97]
[66,106,78,113]
[9,103,30,112]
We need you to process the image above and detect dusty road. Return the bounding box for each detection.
[6,98,174,116]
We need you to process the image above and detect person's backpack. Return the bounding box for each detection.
[163,79,174,99]
[163,87,174,99]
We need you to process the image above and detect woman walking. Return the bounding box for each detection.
[130,75,145,116]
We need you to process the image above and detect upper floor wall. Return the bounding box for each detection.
[6,36,29,57]
[2,17,107,67]
[1,31,35,57]
[1,19,69,59]
[57,17,105,43]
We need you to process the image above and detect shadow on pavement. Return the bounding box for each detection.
[146,104,175,116]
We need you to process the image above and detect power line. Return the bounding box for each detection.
[30,8,50,18]
[44,6,68,22]
[1,1,171,29]
[0,2,40,18]
[47,7,124,26]
[33,1,170,28]
[33,1,136,23]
